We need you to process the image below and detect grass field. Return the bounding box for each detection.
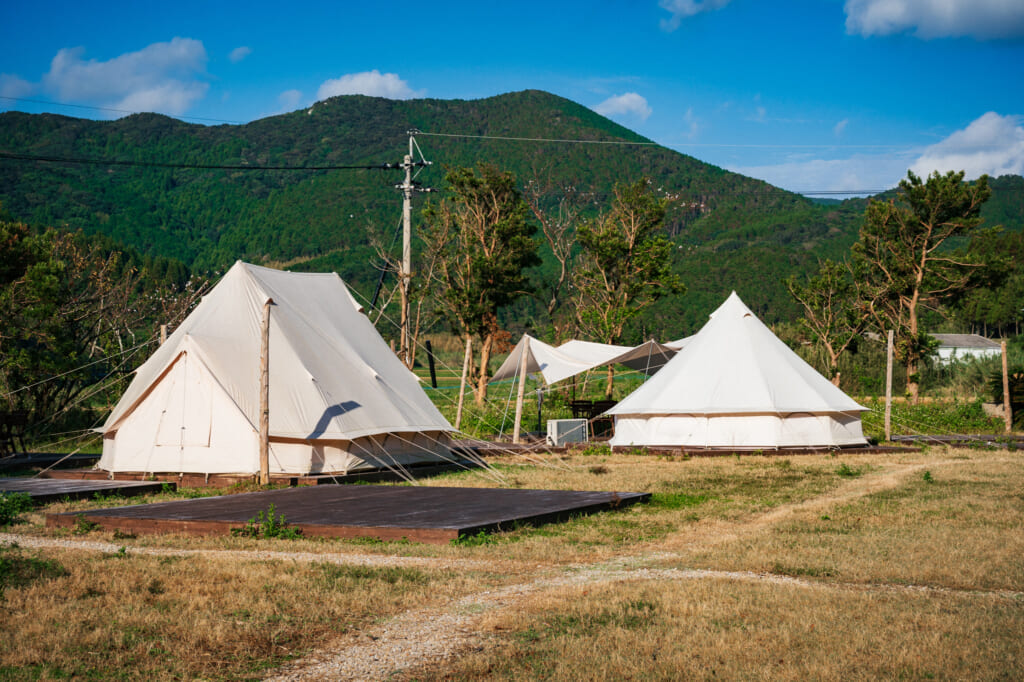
[1,446,1022,680]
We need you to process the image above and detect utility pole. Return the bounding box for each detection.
[395,131,432,369]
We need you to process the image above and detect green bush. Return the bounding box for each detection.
[0,493,33,526]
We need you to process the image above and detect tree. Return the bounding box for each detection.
[0,219,202,434]
[420,164,540,405]
[571,178,683,397]
[785,259,868,386]
[522,178,585,338]
[853,170,992,403]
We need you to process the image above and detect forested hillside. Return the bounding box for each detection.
[1,90,1020,337]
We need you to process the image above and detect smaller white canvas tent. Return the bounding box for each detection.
[607,292,868,449]
[98,262,454,475]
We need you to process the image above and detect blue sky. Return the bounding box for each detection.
[2,0,1023,196]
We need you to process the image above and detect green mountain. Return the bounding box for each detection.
[0,90,1020,336]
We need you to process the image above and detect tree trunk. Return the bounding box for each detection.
[906,360,919,404]
[831,371,841,388]
[475,332,493,406]
[605,364,615,399]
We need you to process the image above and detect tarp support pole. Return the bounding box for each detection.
[455,337,472,431]
[884,329,894,442]
[259,298,274,486]
[513,336,530,444]
[426,339,437,388]
[1003,339,1012,433]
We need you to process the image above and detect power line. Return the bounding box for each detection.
[417,130,659,146]
[0,150,410,172]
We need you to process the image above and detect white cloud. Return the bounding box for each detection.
[228,46,252,63]
[910,112,1024,179]
[659,0,733,31]
[834,119,849,137]
[594,92,652,122]
[42,38,209,116]
[277,89,303,111]
[732,153,917,198]
[845,0,1024,39]
[682,107,699,139]
[316,70,423,100]
[0,73,35,99]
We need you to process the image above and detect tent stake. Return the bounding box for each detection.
[259,298,274,486]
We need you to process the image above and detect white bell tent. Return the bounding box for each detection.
[98,262,454,475]
[607,292,868,449]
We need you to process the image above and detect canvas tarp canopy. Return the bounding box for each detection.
[98,261,454,475]
[607,292,868,449]
[491,336,684,386]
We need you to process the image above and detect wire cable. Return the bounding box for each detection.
[0,150,407,172]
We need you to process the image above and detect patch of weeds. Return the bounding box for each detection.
[922,470,934,483]
[580,443,611,457]
[836,462,866,478]
[230,503,302,539]
[588,465,609,475]
[105,546,128,559]
[452,530,498,546]
[341,534,411,547]
[72,514,100,535]
[771,562,838,578]
[0,492,33,526]
[112,529,136,540]
[648,492,711,510]
[314,561,428,587]
[147,578,165,595]
[539,599,659,640]
[0,542,67,596]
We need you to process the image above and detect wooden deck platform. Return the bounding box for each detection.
[0,478,171,503]
[41,461,479,488]
[46,485,649,544]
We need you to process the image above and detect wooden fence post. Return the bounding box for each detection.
[885,329,894,442]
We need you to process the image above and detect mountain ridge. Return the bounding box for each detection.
[0,89,1020,334]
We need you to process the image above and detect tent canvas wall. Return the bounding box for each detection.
[98,262,454,475]
[607,292,868,449]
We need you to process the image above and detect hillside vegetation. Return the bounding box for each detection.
[1,90,1021,335]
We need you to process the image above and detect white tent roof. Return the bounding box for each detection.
[490,335,612,385]
[491,335,683,386]
[102,261,452,441]
[607,292,866,417]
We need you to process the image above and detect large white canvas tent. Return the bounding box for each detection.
[98,262,454,475]
[607,292,868,449]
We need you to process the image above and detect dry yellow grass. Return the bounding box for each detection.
[0,545,490,680]
[409,577,1023,681]
[3,446,1022,679]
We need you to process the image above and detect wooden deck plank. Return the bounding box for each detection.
[0,478,171,503]
[45,485,649,544]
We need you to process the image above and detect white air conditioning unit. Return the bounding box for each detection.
[547,419,589,446]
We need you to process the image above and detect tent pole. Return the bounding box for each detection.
[259,298,274,486]
[884,329,894,442]
[455,337,472,431]
[512,336,530,444]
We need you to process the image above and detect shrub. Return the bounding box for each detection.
[0,492,33,526]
